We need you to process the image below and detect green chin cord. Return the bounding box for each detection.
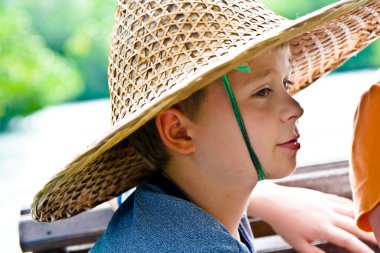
[222,65,266,181]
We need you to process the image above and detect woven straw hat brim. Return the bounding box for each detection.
[32,0,380,222]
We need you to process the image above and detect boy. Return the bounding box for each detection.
[32,0,380,252]
[92,44,302,252]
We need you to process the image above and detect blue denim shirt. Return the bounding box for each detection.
[91,178,255,252]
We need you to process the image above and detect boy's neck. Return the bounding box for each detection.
[164,160,257,241]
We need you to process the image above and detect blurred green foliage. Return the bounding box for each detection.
[1,0,380,130]
[0,5,83,130]
[11,0,116,100]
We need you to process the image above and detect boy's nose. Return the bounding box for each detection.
[281,95,304,122]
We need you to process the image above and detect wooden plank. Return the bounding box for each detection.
[275,160,352,198]
[19,206,113,252]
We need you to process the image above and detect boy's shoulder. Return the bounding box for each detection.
[90,180,252,253]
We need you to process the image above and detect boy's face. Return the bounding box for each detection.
[192,47,303,185]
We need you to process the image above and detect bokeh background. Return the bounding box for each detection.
[1,0,380,252]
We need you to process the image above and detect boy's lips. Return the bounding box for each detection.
[277,135,301,151]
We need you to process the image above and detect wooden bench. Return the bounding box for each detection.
[19,161,380,253]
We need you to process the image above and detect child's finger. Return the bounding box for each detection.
[333,214,377,244]
[292,240,325,253]
[326,194,355,218]
[321,226,375,253]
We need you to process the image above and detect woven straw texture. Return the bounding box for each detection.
[32,0,380,222]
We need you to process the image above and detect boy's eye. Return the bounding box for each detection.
[283,79,294,91]
[254,88,272,97]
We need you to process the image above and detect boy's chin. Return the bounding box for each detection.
[265,165,297,179]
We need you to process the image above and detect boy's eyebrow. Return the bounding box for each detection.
[241,57,292,85]
[286,60,292,77]
[254,62,292,80]
[254,69,275,80]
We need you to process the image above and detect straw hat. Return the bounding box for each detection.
[32,0,380,222]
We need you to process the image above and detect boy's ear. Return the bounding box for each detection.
[155,108,195,154]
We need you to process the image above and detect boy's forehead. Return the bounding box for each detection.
[249,47,290,72]
[204,47,290,93]
[235,48,290,81]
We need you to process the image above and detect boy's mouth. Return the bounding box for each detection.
[277,135,301,150]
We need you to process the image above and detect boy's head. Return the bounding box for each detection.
[131,42,303,183]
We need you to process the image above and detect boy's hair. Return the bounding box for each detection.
[130,42,289,171]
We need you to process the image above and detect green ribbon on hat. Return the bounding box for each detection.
[222,65,266,181]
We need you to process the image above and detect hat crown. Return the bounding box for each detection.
[108,0,285,125]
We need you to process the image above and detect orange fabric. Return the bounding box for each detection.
[351,84,380,232]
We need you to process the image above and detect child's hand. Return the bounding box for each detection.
[249,181,377,253]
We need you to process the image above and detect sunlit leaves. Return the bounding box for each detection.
[0,7,83,129]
